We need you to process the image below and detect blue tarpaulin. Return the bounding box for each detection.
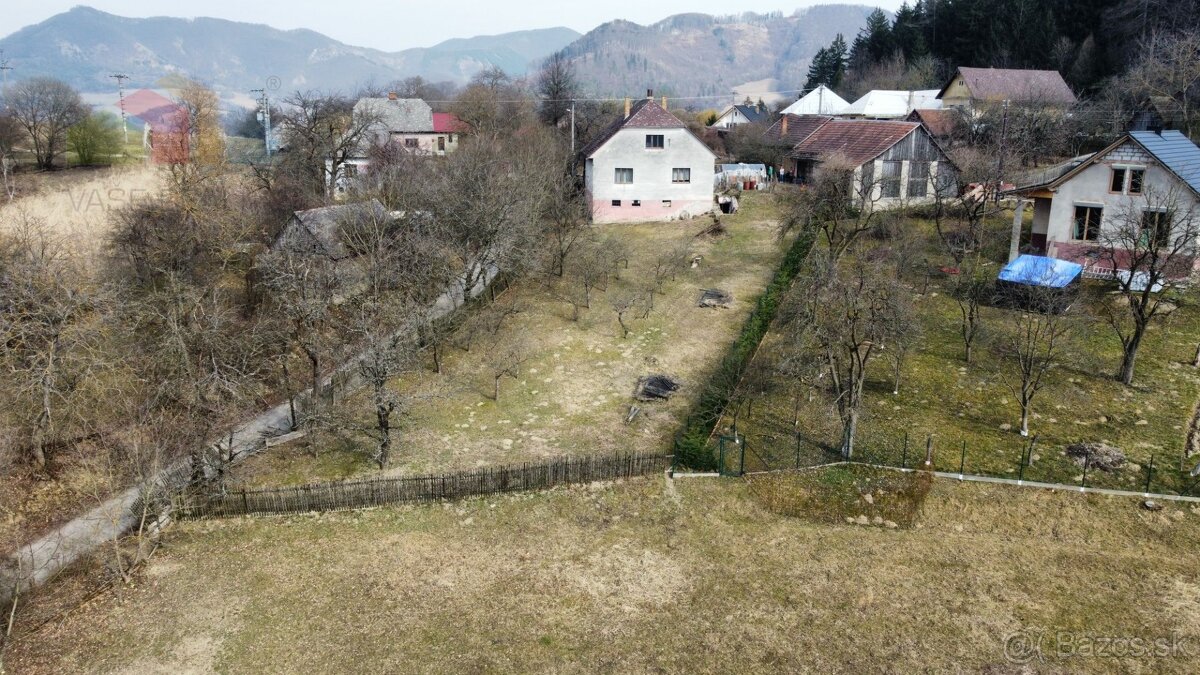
[998,255,1083,289]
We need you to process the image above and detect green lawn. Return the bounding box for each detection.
[736,218,1200,494]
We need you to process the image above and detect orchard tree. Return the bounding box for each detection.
[4,77,86,169]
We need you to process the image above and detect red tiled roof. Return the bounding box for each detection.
[432,112,468,133]
[762,114,832,146]
[580,98,688,157]
[788,120,920,166]
[940,67,1077,105]
[906,109,960,138]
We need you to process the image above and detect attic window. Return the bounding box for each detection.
[1129,169,1145,194]
[1110,168,1127,193]
[646,134,665,149]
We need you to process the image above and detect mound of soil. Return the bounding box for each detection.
[1066,442,1126,471]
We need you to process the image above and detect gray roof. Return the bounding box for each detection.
[731,105,769,124]
[1130,130,1200,197]
[354,97,434,133]
[277,199,391,260]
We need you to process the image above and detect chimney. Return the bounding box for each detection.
[624,97,632,119]
[387,92,398,101]
[661,96,668,109]
[647,88,654,100]
[781,115,789,136]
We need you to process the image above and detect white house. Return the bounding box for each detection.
[328,94,467,195]
[582,95,716,224]
[709,104,769,129]
[1010,130,1200,273]
[842,90,941,119]
[781,85,849,116]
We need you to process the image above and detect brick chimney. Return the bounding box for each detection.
[781,115,788,136]
[387,92,398,101]
[661,96,668,109]
[624,97,631,119]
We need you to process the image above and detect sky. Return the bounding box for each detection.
[3,1,904,50]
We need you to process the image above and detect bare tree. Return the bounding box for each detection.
[780,155,886,261]
[610,291,641,339]
[488,342,529,402]
[274,91,382,201]
[542,169,589,277]
[1094,185,1200,385]
[3,77,86,169]
[535,52,579,128]
[1119,30,1200,137]
[996,291,1074,437]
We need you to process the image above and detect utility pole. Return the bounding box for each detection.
[569,99,576,156]
[110,73,130,145]
[0,50,12,92]
[252,88,273,157]
[997,99,1010,205]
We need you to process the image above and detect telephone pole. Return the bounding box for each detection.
[569,99,576,156]
[252,88,272,157]
[0,50,13,92]
[110,73,130,145]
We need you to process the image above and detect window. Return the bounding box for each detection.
[1129,169,1145,194]
[1073,205,1103,241]
[404,138,419,148]
[611,200,621,207]
[1110,167,1127,193]
[615,168,633,184]
[1141,209,1172,246]
[907,162,929,198]
[646,134,665,149]
[437,136,446,151]
[672,168,691,183]
[343,164,358,178]
[880,160,903,199]
[662,200,672,208]
[632,200,641,207]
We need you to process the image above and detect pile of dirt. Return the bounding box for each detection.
[698,289,733,309]
[634,375,681,401]
[1066,442,1126,471]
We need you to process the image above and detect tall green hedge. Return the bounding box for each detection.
[674,229,816,470]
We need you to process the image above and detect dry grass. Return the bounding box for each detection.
[231,194,790,487]
[0,165,164,261]
[8,474,1200,673]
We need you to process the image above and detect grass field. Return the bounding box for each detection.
[735,219,1200,494]
[7,469,1200,673]
[230,193,792,487]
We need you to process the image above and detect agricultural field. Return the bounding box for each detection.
[7,467,1200,673]
[230,193,792,487]
[734,217,1200,494]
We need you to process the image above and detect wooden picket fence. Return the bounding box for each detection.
[171,452,673,519]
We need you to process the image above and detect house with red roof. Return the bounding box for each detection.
[582,92,716,224]
[758,115,956,206]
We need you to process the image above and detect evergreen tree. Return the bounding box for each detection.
[805,34,848,91]
[848,9,896,72]
[892,2,928,61]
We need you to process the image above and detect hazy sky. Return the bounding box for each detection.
[5,1,903,50]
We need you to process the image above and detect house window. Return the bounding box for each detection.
[438,136,446,151]
[907,162,929,198]
[632,200,642,207]
[615,168,633,184]
[343,164,358,178]
[646,134,665,149]
[880,160,903,198]
[612,200,621,207]
[672,168,691,183]
[1129,169,1145,194]
[1141,209,1172,246]
[1110,167,1127,193]
[1073,205,1103,241]
[663,200,672,208]
[404,138,419,148]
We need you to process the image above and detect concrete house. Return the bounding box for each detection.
[330,94,468,194]
[582,94,716,224]
[937,67,1076,110]
[1008,130,1200,273]
[710,104,769,129]
[781,85,849,116]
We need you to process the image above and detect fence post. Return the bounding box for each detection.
[1144,455,1154,496]
[959,441,967,479]
[901,432,909,469]
[738,435,745,476]
[923,436,932,470]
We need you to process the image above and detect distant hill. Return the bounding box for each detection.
[0,6,580,93]
[562,6,880,97]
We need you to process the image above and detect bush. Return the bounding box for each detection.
[68,111,124,165]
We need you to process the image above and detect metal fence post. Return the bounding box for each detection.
[738,435,746,476]
[901,432,909,469]
[1144,454,1154,495]
[959,441,967,478]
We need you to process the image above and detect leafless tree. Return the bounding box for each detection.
[542,169,589,277]
[995,291,1074,437]
[2,77,86,169]
[1119,30,1200,137]
[1093,185,1200,385]
[274,91,382,202]
[535,52,579,128]
[610,290,642,339]
[488,342,529,402]
[780,155,886,261]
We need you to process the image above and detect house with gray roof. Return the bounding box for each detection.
[938,67,1077,109]
[1009,130,1200,274]
[271,199,393,260]
[329,93,468,195]
[709,103,770,130]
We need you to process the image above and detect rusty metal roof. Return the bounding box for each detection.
[788,120,921,166]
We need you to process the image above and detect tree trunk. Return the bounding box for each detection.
[1019,399,1030,437]
[375,408,390,469]
[493,375,501,401]
[1119,329,1144,386]
[841,409,858,459]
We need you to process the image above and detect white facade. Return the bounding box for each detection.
[711,107,756,129]
[585,127,716,224]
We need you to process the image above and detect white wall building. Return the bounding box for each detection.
[583,97,716,224]
[781,85,850,116]
[709,104,769,129]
